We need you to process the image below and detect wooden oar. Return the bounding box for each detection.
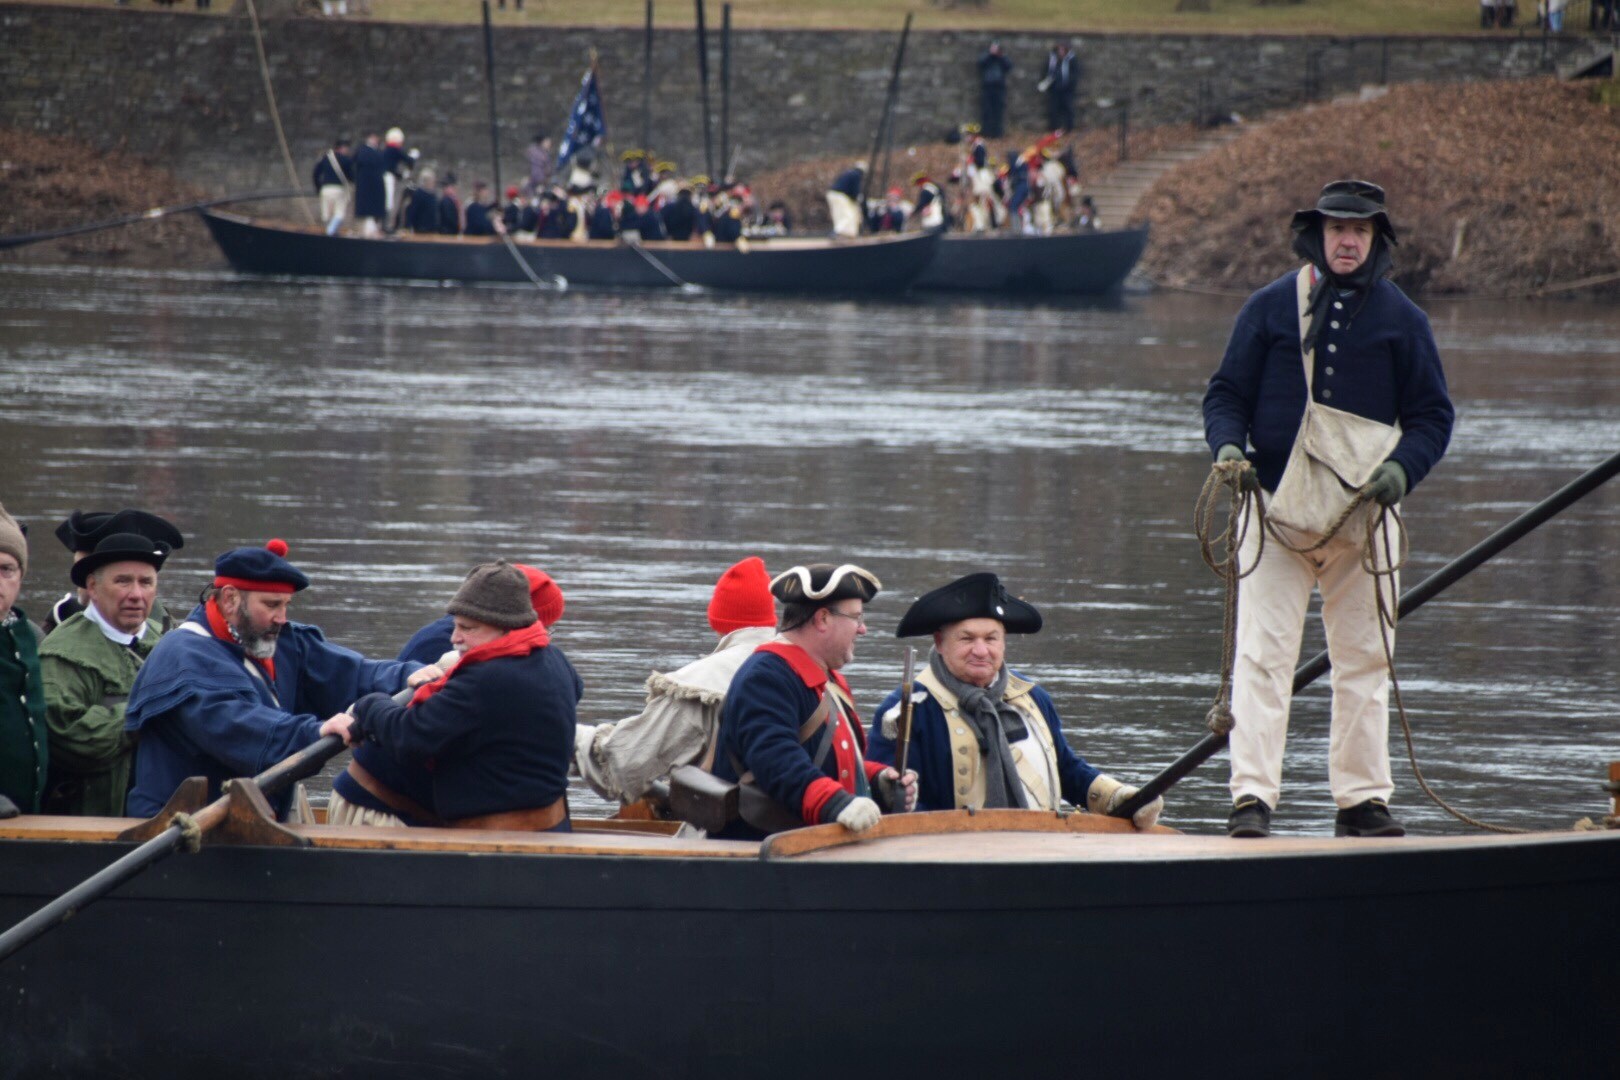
[0,189,303,251]
[0,734,346,964]
[1112,448,1620,820]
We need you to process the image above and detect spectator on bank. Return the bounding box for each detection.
[977,41,1013,139]
[1041,42,1080,133]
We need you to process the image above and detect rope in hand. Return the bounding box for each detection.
[1196,459,1525,834]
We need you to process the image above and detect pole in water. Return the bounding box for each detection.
[642,0,654,153]
[694,0,715,180]
[1111,448,1620,820]
[481,0,504,195]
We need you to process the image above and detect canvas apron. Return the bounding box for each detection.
[1263,265,1403,544]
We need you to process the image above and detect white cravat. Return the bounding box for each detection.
[84,601,147,647]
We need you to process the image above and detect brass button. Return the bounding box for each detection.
[957,765,969,776]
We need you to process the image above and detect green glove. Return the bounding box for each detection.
[1365,460,1408,506]
[1215,443,1258,492]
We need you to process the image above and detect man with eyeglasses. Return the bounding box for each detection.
[707,562,916,840]
[868,572,1163,828]
[0,503,47,817]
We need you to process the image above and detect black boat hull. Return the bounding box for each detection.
[915,227,1150,294]
[198,211,940,294]
[2,821,1616,1078]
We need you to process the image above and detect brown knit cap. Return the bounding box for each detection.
[446,560,538,630]
[0,502,27,578]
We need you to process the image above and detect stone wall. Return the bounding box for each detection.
[0,3,1586,193]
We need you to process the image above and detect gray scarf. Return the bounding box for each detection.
[929,650,1027,809]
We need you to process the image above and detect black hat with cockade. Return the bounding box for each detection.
[56,509,184,556]
[894,572,1043,638]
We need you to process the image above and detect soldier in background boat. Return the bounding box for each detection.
[312,137,355,237]
[826,161,868,239]
[382,128,421,229]
[576,556,777,808]
[352,132,389,237]
[39,531,176,817]
[0,503,46,817]
[437,174,465,236]
[43,510,184,636]
[402,170,442,235]
[464,182,499,237]
[911,171,946,231]
[1203,180,1454,838]
[123,539,436,817]
[323,561,581,833]
[706,563,916,840]
[660,184,698,241]
[867,573,1164,828]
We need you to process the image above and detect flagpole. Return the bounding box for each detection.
[480,0,503,195]
[642,0,654,154]
[720,2,731,182]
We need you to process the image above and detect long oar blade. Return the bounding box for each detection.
[1113,448,1620,819]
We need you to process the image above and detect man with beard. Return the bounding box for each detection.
[707,563,916,840]
[1203,180,1453,838]
[867,573,1163,827]
[39,532,175,816]
[123,540,439,818]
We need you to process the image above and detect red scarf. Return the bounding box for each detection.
[206,597,275,682]
[409,622,551,706]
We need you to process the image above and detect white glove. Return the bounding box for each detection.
[836,796,882,833]
[1087,774,1164,830]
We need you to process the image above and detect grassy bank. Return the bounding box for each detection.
[19,0,1499,35]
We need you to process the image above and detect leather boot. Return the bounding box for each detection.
[1226,795,1271,838]
[1335,797,1405,837]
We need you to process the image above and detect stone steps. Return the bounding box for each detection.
[1084,126,1246,227]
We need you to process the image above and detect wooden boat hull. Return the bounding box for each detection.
[198,211,941,294]
[2,810,1615,1078]
[915,227,1150,294]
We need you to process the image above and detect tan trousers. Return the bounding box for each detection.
[826,191,862,238]
[1228,505,1400,810]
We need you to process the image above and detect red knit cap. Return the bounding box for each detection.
[515,563,565,627]
[707,556,775,635]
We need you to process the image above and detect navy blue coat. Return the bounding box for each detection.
[350,644,581,822]
[397,615,453,666]
[1203,271,1454,493]
[867,676,1100,812]
[125,606,419,817]
[464,202,498,236]
[352,144,388,219]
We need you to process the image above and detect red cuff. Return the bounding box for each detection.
[801,776,845,826]
[863,760,888,783]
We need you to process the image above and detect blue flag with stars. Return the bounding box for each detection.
[558,67,606,168]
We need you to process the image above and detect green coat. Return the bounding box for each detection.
[0,607,49,813]
[39,611,161,817]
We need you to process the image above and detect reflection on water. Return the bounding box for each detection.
[1,265,1616,835]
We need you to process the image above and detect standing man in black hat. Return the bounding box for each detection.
[1203,179,1453,838]
[124,539,439,818]
[38,532,175,816]
[866,573,1163,828]
[977,41,1013,139]
[44,509,185,636]
[708,563,915,840]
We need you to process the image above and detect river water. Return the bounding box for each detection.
[1,264,1615,836]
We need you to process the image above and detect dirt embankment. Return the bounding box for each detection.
[1135,78,1620,297]
[4,77,1618,296]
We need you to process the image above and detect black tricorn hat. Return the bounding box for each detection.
[895,572,1043,638]
[70,532,171,587]
[770,563,881,606]
[55,509,184,556]
[1291,179,1396,242]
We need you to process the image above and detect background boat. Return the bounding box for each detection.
[0,809,1615,1077]
[199,211,940,294]
[915,225,1150,295]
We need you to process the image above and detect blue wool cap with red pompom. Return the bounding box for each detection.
[213,538,310,594]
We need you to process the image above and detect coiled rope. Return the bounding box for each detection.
[1194,459,1525,833]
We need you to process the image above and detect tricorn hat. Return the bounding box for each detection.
[770,563,881,606]
[895,572,1042,638]
[71,532,171,588]
[1291,179,1396,242]
[56,509,183,556]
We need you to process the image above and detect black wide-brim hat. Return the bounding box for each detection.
[770,563,881,606]
[895,572,1043,638]
[70,532,172,587]
[1290,179,1396,242]
[55,509,184,556]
